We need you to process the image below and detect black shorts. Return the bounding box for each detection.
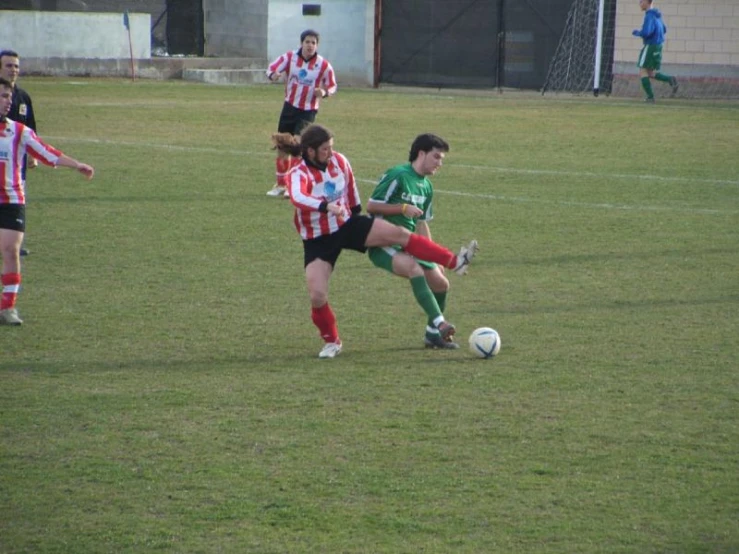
[0,204,26,232]
[277,102,317,135]
[303,215,375,268]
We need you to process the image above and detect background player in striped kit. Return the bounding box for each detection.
[280,124,477,359]
[367,133,464,350]
[0,77,94,326]
[0,50,36,256]
[265,29,337,198]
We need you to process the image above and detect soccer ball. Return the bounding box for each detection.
[468,327,501,359]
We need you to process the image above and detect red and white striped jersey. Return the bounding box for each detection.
[289,152,361,240]
[0,119,61,205]
[267,49,337,111]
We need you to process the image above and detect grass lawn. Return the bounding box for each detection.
[1,78,738,553]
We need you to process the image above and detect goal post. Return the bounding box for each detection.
[593,0,605,96]
[541,0,614,96]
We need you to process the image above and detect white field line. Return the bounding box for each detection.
[84,100,275,107]
[356,180,732,215]
[451,163,739,187]
[47,135,739,215]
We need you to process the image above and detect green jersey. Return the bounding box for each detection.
[370,163,434,233]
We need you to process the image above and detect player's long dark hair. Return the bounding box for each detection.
[271,124,333,163]
[271,133,301,157]
[300,124,333,153]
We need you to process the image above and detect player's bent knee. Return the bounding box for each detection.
[425,269,450,292]
[309,289,328,306]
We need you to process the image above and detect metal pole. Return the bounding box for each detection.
[594,0,605,96]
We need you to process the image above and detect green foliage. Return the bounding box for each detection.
[1,79,738,553]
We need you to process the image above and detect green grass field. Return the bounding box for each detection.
[1,78,738,553]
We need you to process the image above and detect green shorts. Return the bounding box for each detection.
[637,44,663,71]
[368,245,437,273]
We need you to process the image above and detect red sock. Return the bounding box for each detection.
[404,234,456,269]
[276,156,291,187]
[1,272,21,309]
[311,303,339,343]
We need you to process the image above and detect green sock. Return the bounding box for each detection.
[428,290,448,327]
[410,275,442,324]
[641,76,654,98]
[655,72,671,82]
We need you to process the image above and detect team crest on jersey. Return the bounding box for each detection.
[317,179,344,202]
[19,104,28,116]
[296,68,315,86]
[323,181,338,201]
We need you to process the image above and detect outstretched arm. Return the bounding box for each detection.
[56,154,95,179]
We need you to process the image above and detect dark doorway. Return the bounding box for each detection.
[378,0,573,90]
[166,0,204,56]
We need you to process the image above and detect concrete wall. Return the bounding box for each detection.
[267,0,375,86]
[8,0,168,50]
[202,0,376,85]
[204,0,268,58]
[0,10,151,58]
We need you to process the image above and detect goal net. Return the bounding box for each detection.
[542,0,616,96]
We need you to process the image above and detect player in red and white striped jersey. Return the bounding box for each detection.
[265,29,337,198]
[1,50,38,256]
[276,125,478,359]
[0,78,94,326]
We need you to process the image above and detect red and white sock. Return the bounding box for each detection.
[1,273,21,310]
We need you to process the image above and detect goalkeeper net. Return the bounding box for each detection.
[542,0,739,99]
[541,0,616,96]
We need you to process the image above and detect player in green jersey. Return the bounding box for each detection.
[367,133,477,350]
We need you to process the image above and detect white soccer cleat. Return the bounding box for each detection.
[266,186,286,197]
[0,308,23,326]
[318,341,342,359]
[453,239,479,276]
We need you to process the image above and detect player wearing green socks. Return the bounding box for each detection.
[633,0,678,103]
[367,133,478,350]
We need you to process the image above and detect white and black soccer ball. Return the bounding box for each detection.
[468,327,501,359]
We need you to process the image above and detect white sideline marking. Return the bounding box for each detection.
[47,135,738,215]
[358,181,732,215]
[452,163,739,187]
